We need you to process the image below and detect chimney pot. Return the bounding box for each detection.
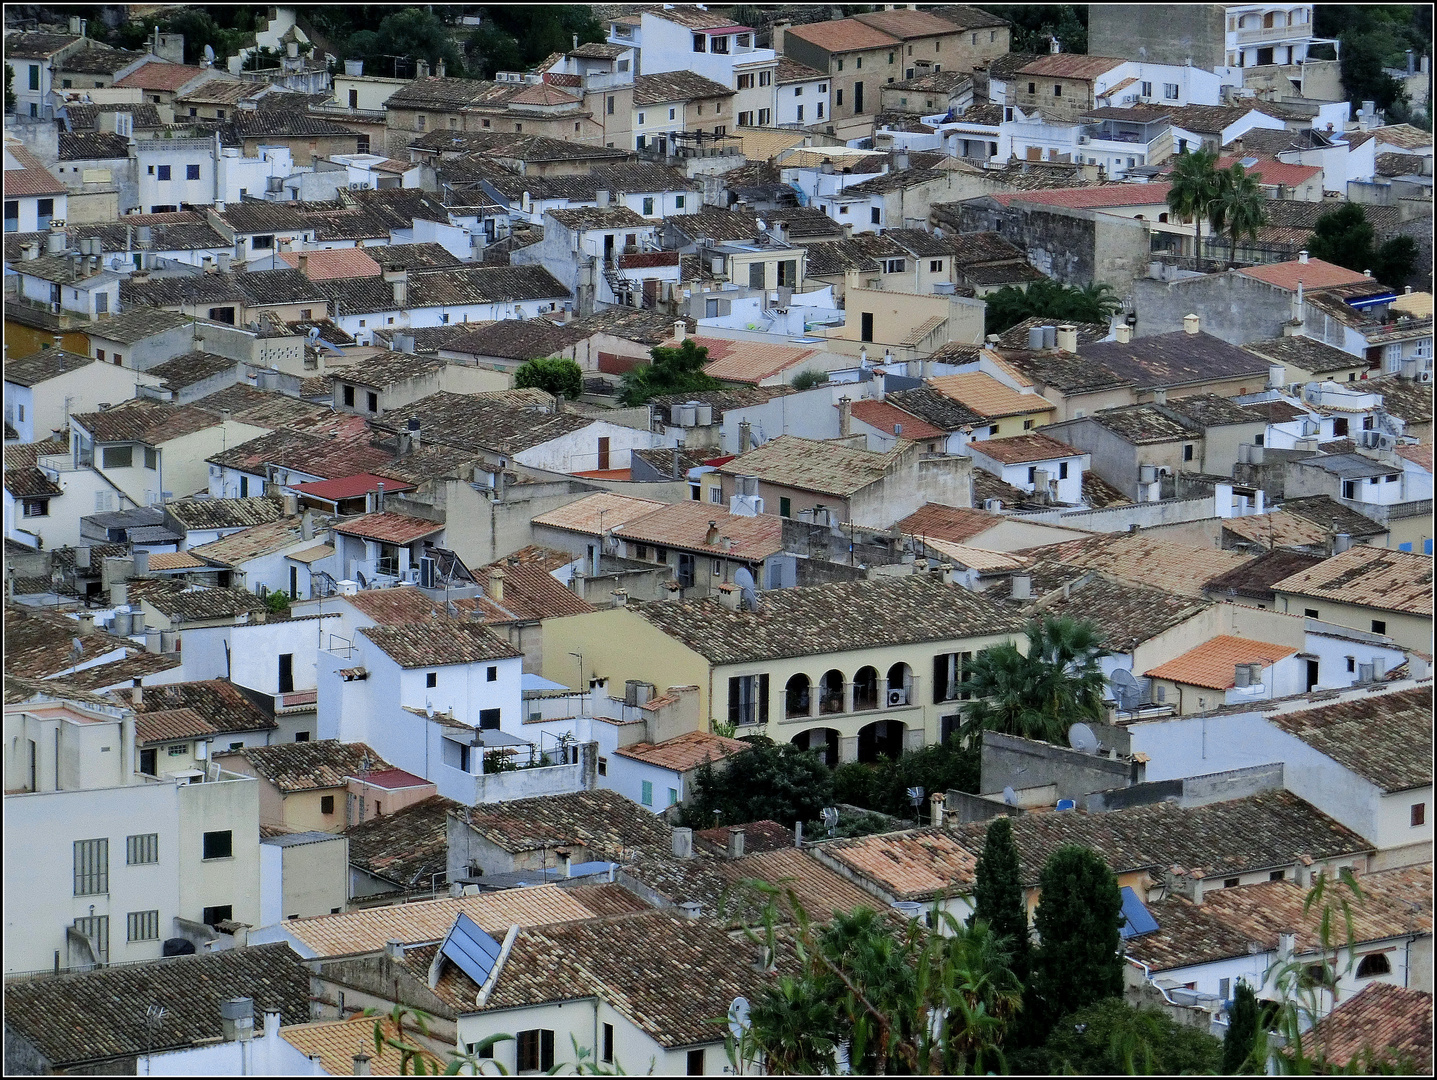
[488,567,505,603]
[1298,249,1309,264]
[1183,313,1200,335]
[727,827,745,859]
[1115,324,1133,344]
[837,396,852,437]
[672,320,686,344]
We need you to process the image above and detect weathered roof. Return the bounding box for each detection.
[1221,509,1332,551]
[1271,546,1432,616]
[882,386,985,431]
[897,501,1005,543]
[696,337,821,384]
[4,604,143,680]
[1268,684,1432,793]
[633,70,735,105]
[0,943,311,1067]
[2,30,81,59]
[1242,336,1370,376]
[79,306,196,344]
[222,739,390,794]
[716,434,894,497]
[3,349,98,387]
[545,204,651,230]
[802,233,908,277]
[1144,634,1298,688]
[281,1017,444,1076]
[785,18,902,53]
[358,620,522,668]
[1019,533,1253,599]
[1306,982,1434,1073]
[971,431,1081,464]
[776,56,827,84]
[188,518,314,568]
[452,788,674,860]
[1078,331,1268,390]
[1204,547,1328,600]
[114,60,209,92]
[1279,494,1387,538]
[929,373,1054,420]
[614,730,752,772]
[614,499,785,563]
[3,143,66,197]
[1370,377,1434,426]
[992,182,1173,210]
[163,495,286,532]
[1017,53,1127,80]
[632,574,1025,665]
[118,678,277,734]
[851,399,945,441]
[141,351,242,394]
[695,819,795,855]
[1237,257,1369,292]
[57,130,131,160]
[277,247,381,280]
[48,649,184,691]
[129,581,269,621]
[135,706,217,745]
[1029,573,1210,654]
[345,794,461,890]
[333,512,444,545]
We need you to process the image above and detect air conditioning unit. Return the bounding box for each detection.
[1419,370,1433,384]
[886,688,908,707]
[1359,429,1381,448]
[1078,135,1090,144]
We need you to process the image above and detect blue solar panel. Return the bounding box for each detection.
[1119,886,1160,939]
[440,912,503,986]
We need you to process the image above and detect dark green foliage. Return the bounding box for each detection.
[465,7,607,80]
[1315,5,1432,117]
[978,5,1088,54]
[1036,998,1224,1075]
[789,369,830,391]
[1209,162,1267,268]
[971,816,1031,981]
[679,738,833,829]
[1222,980,1262,1074]
[4,64,14,111]
[155,10,251,66]
[1027,846,1125,1038]
[620,339,722,406]
[1307,202,1421,289]
[374,8,466,75]
[832,760,878,808]
[1167,148,1224,271]
[958,616,1110,747]
[802,807,898,840]
[829,738,980,819]
[983,278,1122,335]
[514,357,584,400]
[263,591,291,615]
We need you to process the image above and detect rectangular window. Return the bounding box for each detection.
[1372,620,1387,635]
[835,88,843,107]
[479,708,501,730]
[143,447,158,470]
[1413,803,1426,827]
[127,833,159,865]
[1224,877,1240,888]
[202,904,233,927]
[607,95,615,115]
[321,794,335,815]
[1304,609,1320,618]
[186,164,200,180]
[74,838,109,895]
[23,499,49,517]
[642,196,654,215]
[779,497,791,518]
[102,445,133,469]
[1270,870,1286,881]
[252,235,274,249]
[796,104,803,121]
[278,653,294,693]
[817,102,823,119]
[1164,83,1180,100]
[668,787,679,807]
[343,385,355,406]
[641,780,653,805]
[749,262,765,289]
[128,909,160,942]
[516,1029,554,1073]
[1059,462,1069,479]
[1183,444,1195,461]
[29,64,40,90]
[1141,81,1153,97]
[367,392,378,412]
[426,671,438,688]
[675,195,685,209]
[687,1049,705,1075]
[759,70,771,87]
[74,915,109,962]
[1219,978,1231,1000]
[202,830,233,860]
[1053,84,1062,97]
[930,260,943,272]
[738,73,754,90]
[860,312,874,342]
[882,258,906,273]
[597,756,607,777]
[709,487,722,504]
[602,1024,614,1063]
[157,164,171,181]
[727,674,770,726]
[486,666,497,682]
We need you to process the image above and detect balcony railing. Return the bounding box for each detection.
[1234,23,1315,46]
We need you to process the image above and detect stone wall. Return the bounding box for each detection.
[1089,4,1227,68]
[980,730,1143,802]
[1131,270,1294,345]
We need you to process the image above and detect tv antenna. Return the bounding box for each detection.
[907,786,925,824]
[733,566,760,611]
[1067,723,1100,754]
[1002,786,1018,807]
[1108,669,1142,712]
[821,806,839,838]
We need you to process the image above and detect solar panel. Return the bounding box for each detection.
[1118,885,1160,939]
[439,912,504,986]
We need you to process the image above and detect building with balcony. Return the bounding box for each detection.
[3,688,262,974]
[640,8,778,129]
[1090,5,1339,73]
[542,573,1026,764]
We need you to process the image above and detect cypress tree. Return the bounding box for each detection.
[970,815,1030,980]
[1027,844,1125,1037]
[1222,980,1261,1074]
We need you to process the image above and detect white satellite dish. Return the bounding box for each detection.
[71,637,84,653]
[1002,786,1018,806]
[733,566,760,611]
[203,44,215,62]
[306,324,321,341]
[1068,723,1100,754]
[727,996,751,1042]
[1109,669,1142,711]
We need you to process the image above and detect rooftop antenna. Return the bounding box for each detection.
[1002,785,1018,807]
[69,636,84,677]
[1108,669,1141,712]
[143,1004,167,1063]
[907,785,925,825]
[1067,722,1099,754]
[821,806,839,838]
[733,566,760,611]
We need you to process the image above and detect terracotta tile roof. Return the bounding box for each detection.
[282,1017,445,1076]
[1019,533,1253,599]
[971,431,1080,464]
[60,650,184,691]
[462,562,596,623]
[776,56,827,84]
[188,519,313,568]
[218,740,389,794]
[785,18,902,53]
[3,604,141,680]
[1017,53,1126,80]
[1371,123,1434,151]
[1,943,311,1068]
[1028,573,1210,654]
[3,143,67,197]
[715,434,893,497]
[929,373,1053,420]
[882,387,986,432]
[695,337,821,384]
[3,349,98,387]
[1272,546,1432,617]
[342,585,443,626]
[1144,634,1298,689]
[850,399,945,440]
[992,182,1172,209]
[897,502,1005,543]
[163,495,287,532]
[1396,442,1433,472]
[2,31,81,59]
[277,247,382,280]
[631,574,1026,665]
[1279,495,1387,539]
[721,846,882,923]
[1238,257,1369,292]
[1221,509,1334,551]
[1242,336,1370,376]
[358,620,522,668]
[912,536,1031,573]
[135,706,217,745]
[333,512,443,545]
[531,492,667,535]
[612,500,785,562]
[115,60,209,91]
[71,401,219,446]
[1307,983,1433,1073]
[4,466,63,499]
[1213,155,1321,187]
[129,581,269,622]
[374,391,597,457]
[121,678,277,734]
[1266,684,1433,792]
[459,789,675,861]
[1370,377,1433,426]
[695,820,794,855]
[823,828,980,902]
[345,794,462,890]
[614,730,752,772]
[1078,331,1269,390]
[1205,548,1328,602]
[282,883,602,957]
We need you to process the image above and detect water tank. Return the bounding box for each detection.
[1042,325,1057,350]
[1138,464,1158,484]
[131,609,145,634]
[932,281,956,295]
[1027,326,1045,350]
[112,609,132,637]
[344,59,364,77]
[145,629,163,654]
[678,403,697,427]
[160,630,178,654]
[694,403,713,426]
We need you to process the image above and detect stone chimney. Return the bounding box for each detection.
[297,253,309,277]
[353,1053,372,1075]
[738,420,753,453]
[301,509,314,541]
[706,520,719,545]
[131,680,144,706]
[416,59,430,79]
[672,320,686,344]
[1183,313,1200,335]
[671,827,693,858]
[837,395,852,437]
[611,589,628,608]
[1010,573,1031,600]
[726,826,745,859]
[77,612,96,636]
[717,582,740,609]
[437,58,446,79]
[1056,324,1077,352]
[488,567,505,603]
[1115,324,1133,344]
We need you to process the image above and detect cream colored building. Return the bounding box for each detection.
[3,691,261,974]
[542,574,1026,763]
[1271,547,1432,653]
[831,271,985,360]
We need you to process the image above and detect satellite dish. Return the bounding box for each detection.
[727,997,751,1042]
[1109,668,1142,712]
[203,44,215,62]
[907,785,925,805]
[71,637,84,653]
[1002,786,1018,806]
[733,566,760,611]
[306,324,321,341]
[1067,723,1099,754]
[356,570,368,588]
[425,699,434,718]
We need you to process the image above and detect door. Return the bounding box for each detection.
[1306,660,1319,692]
[860,312,874,342]
[348,89,358,109]
[677,552,696,588]
[854,81,864,114]
[597,437,611,471]
[140,747,157,775]
[28,739,36,791]
[289,565,299,599]
[278,653,294,694]
[604,233,615,261]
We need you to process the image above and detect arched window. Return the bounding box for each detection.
[852,666,879,711]
[1356,952,1392,978]
[887,663,912,706]
[819,669,845,714]
[785,673,811,719]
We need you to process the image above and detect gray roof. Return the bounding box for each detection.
[83,307,198,344]
[143,351,241,392]
[546,205,651,231]
[3,349,96,387]
[1085,403,1200,444]
[1243,336,1371,376]
[386,391,593,455]
[634,70,735,106]
[633,574,1025,665]
[1298,452,1400,479]
[336,350,447,390]
[318,265,569,313]
[163,495,286,531]
[58,131,131,160]
[1078,331,1268,390]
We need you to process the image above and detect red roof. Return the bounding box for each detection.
[4,144,66,197]
[993,183,1173,210]
[351,767,432,790]
[279,248,382,280]
[1215,156,1322,187]
[1237,258,1369,292]
[115,60,207,92]
[333,512,444,544]
[293,473,417,502]
[849,399,944,440]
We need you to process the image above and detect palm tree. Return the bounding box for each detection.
[1208,162,1268,269]
[1166,148,1222,270]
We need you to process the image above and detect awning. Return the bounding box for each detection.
[522,673,573,694]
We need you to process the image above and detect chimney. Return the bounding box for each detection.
[301,509,314,541]
[1056,324,1077,352]
[738,420,753,453]
[131,679,144,706]
[264,1010,281,1041]
[76,612,95,637]
[595,188,611,207]
[717,582,740,609]
[837,396,852,437]
[1010,573,1031,600]
[1277,932,1296,960]
[573,35,580,51]
[391,275,407,307]
[553,393,565,413]
[671,827,693,858]
[219,998,255,1043]
[416,59,430,79]
[678,901,702,920]
[283,492,299,516]
[488,567,505,603]
[706,520,719,545]
[672,320,686,344]
[1183,313,1200,335]
[1153,387,1168,405]
[1115,324,1133,344]
[353,1054,372,1076]
[727,826,745,859]
[610,589,628,608]
[1298,250,1309,264]
[297,253,309,277]
[376,482,386,513]
[437,58,446,79]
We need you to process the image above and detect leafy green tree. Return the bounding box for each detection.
[790,369,830,391]
[157,10,248,66]
[983,278,1122,336]
[1223,979,1263,1074]
[4,63,14,111]
[679,737,834,829]
[1166,148,1223,271]
[979,5,1089,54]
[466,6,606,80]
[830,737,980,820]
[1371,234,1419,289]
[514,356,583,400]
[1306,202,1419,289]
[377,9,466,74]
[1026,845,1125,1039]
[1038,998,1223,1075]
[958,616,1110,747]
[1209,162,1268,268]
[970,815,1031,982]
[620,338,722,406]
